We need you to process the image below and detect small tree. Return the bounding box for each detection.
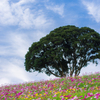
[24,25,100,77]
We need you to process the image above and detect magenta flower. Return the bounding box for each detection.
[61,98,65,100]
[15,92,23,98]
[64,95,72,99]
[5,98,7,100]
[72,96,78,100]
[87,93,93,97]
[94,93,100,99]
[84,95,87,98]
[53,95,56,97]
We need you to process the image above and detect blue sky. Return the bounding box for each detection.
[0,0,100,86]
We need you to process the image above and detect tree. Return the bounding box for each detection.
[24,25,100,77]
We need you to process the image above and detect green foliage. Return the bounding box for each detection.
[24,25,100,77]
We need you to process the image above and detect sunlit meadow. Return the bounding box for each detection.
[0,72,100,100]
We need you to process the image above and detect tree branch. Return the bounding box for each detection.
[46,67,60,77]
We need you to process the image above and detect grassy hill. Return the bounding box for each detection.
[0,72,100,100]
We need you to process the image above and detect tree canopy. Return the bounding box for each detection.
[24,25,100,77]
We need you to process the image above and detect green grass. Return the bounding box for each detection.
[0,72,100,100]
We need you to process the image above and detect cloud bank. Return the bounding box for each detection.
[0,0,53,29]
[82,0,100,23]
[45,3,65,17]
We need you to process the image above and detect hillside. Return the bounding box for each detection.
[0,72,100,100]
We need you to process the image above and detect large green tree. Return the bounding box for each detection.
[24,25,100,77]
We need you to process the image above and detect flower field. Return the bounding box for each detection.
[0,72,100,100]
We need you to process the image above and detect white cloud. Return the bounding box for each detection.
[0,30,50,58]
[80,62,100,76]
[0,78,11,87]
[45,3,65,17]
[7,61,29,82]
[0,58,29,86]
[15,0,35,5]
[82,0,100,23]
[0,0,15,25]
[0,57,57,86]
[0,0,53,29]
[8,33,30,58]
[0,32,29,58]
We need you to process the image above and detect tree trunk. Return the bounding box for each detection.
[70,69,74,77]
